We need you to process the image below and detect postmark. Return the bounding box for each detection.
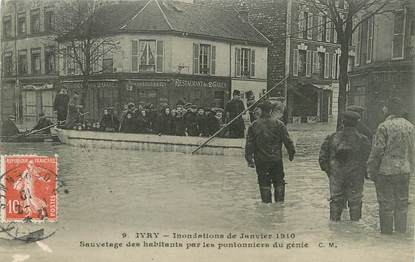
[0,155,58,223]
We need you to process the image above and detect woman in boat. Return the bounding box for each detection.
[157,107,174,135]
[120,112,137,133]
[136,109,151,133]
[100,108,119,132]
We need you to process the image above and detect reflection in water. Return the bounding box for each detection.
[0,130,413,261]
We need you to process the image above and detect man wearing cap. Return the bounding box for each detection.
[184,104,198,136]
[367,97,414,234]
[319,111,371,221]
[225,90,246,138]
[347,105,373,142]
[31,113,54,134]
[245,100,296,203]
[1,115,20,137]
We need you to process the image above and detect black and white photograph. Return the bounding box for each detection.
[0,0,414,261]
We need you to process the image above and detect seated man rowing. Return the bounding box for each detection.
[31,113,54,134]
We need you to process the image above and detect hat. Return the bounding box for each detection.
[347,105,365,113]
[127,102,135,109]
[7,114,15,120]
[342,111,360,121]
[233,90,241,96]
[257,100,273,113]
[184,103,192,109]
[191,105,198,109]
[388,97,404,115]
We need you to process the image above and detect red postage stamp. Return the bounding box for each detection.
[1,155,58,222]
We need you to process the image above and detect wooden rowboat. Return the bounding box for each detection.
[54,128,245,156]
[0,133,60,143]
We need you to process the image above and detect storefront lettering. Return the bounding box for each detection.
[174,79,227,89]
[129,81,167,88]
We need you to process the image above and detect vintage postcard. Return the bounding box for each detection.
[0,0,413,261]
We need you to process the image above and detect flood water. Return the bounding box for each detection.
[0,126,413,262]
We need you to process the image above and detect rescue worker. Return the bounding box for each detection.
[1,115,20,137]
[319,111,371,221]
[367,97,414,234]
[225,90,246,138]
[347,105,373,142]
[53,87,69,126]
[31,113,54,134]
[245,100,296,203]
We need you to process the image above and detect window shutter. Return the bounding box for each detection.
[324,53,329,78]
[250,49,255,77]
[211,45,216,75]
[156,40,164,73]
[193,43,199,74]
[293,49,298,76]
[332,54,337,79]
[317,16,323,41]
[235,48,241,77]
[131,40,138,72]
[306,50,311,77]
[326,20,331,42]
[307,13,313,39]
[312,51,318,73]
[337,55,340,79]
[298,11,304,38]
[333,25,337,43]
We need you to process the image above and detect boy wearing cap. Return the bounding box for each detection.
[319,111,371,221]
[245,100,295,203]
[367,97,415,234]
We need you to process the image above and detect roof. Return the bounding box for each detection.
[95,0,269,46]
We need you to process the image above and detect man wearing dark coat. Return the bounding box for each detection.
[1,115,20,136]
[184,105,198,136]
[99,108,119,132]
[173,105,186,136]
[245,100,296,203]
[31,113,54,134]
[225,90,246,138]
[347,105,373,142]
[319,111,371,221]
[196,108,208,136]
[120,112,137,133]
[53,87,70,126]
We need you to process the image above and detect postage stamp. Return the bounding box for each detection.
[0,155,58,222]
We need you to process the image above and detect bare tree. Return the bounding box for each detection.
[52,0,119,105]
[305,0,399,130]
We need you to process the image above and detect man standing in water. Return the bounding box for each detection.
[245,100,295,203]
[367,97,414,234]
[319,111,371,221]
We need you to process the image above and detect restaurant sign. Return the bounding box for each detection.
[174,79,228,89]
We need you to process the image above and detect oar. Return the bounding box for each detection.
[191,76,289,155]
[24,123,57,136]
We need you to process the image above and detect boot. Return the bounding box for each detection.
[379,213,393,234]
[259,187,272,203]
[394,211,407,233]
[274,184,285,203]
[349,202,362,221]
[330,202,342,221]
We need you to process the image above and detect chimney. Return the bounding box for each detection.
[238,1,249,23]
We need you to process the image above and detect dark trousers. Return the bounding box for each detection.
[375,174,410,234]
[255,159,285,203]
[229,119,245,138]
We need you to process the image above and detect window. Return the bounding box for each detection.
[66,47,75,75]
[199,44,211,74]
[18,50,28,75]
[325,18,331,42]
[318,52,325,78]
[31,48,41,75]
[317,15,323,41]
[193,43,216,75]
[234,48,255,77]
[30,9,40,34]
[44,9,54,32]
[324,53,330,78]
[307,12,313,39]
[332,53,339,79]
[18,14,27,36]
[45,47,55,74]
[3,52,13,76]
[298,50,307,76]
[102,58,113,73]
[241,48,250,77]
[355,24,361,66]
[139,40,156,72]
[366,16,374,62]
[3,17,12,39]
[132,40,138,72]
[392,10,405,59]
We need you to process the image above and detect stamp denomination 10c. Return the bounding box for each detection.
[0,155,58,222]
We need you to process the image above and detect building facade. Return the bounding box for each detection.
[349,1,414,130]
[197,0,351,123]
[1,0,58,127]
[1,0,269,126]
